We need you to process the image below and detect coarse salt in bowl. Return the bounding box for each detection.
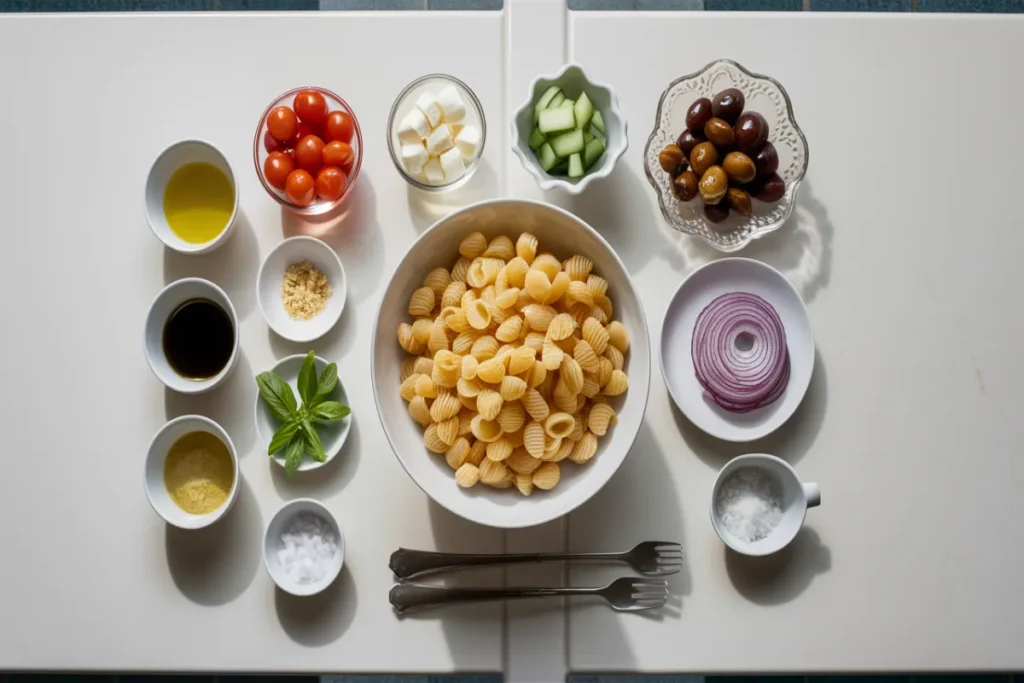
[263,498,345,597]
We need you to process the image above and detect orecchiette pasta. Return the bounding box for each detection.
[397,231,629,495]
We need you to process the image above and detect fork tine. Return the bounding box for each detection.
[656,553,684,561]
[653,542,683,550]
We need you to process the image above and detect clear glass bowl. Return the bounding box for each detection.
[643,59,809,253]
[253,86,363,216]
[386,74,486,193]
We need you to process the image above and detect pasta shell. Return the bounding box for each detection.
[451,256,472,283]
[500,375,528,401]
[567,414,586,441]
[551,438,574,462]
[570,302,593,328]
[428,319,449,354]
[591,304,609,324]
[467,440,487,466]
[526,360,548,389]
[573,339,600,374]
[457,377,482,398]
[424,267,453,298]
[560,355,585,394]
[605,344,624,371]
[399,373,420,402]
[496,400,526,433]
[563,254,593,281]
[486,438,513,462]
[524,304,558,332]
[471,335,499,361]
[409,287,435,317]
[483,235,515,260]
[477,389,504,420]
[581,375,601,398]
[446,308,471,333]
[471,414,504,443]
[523,421,547,458]
[442,280,468,308]
[495,287,520,310]
[459,231,487,258]
[461,355,479,380]
[496,314,523,342]
[586,274,608,300]
[522,390,550,422]
[408,395,432,427]
[413,356,434,376]
[595,294,614,319]
[455,463,480,488]
[568,432,598,464]
[505,427,525,448]
[452,330,479,355]
[546,313,576,341]
[603,369,629,396]
[398,322,425,354]
[548,272,570,304]
[524,268,552,304]
[423,423,447,453]
[495,266,509,293]
[411,318,433,345]
[582,317,610,355]
[588,403,617,436]
[566,280,594,307]
[508,346,536,375]
[542,436,562,460]
[544,412,576,440]
[430,389,462,422]
[532,461,560,490]
[523,331,546,353]
[516,232,538,263]
[553,377,578,413]
[414,374,437,398]
[466,298,491,330]
[597,356,614,387]
[606,320,629,353]
[458,409,475,436]
[542,338,564,371]
[507,447,542,475]
[476,357,506,384]
[479,457,509,486]
[505,256,529,287]
[400,357,417,382]
[514,473,534,496]
[445,437,471,469]
[459,394,478,411]
[532,253,561,280]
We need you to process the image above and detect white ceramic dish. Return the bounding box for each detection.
[710,453,820,556]
[371,198,651,529]
[257,236,347,343]
[386,73,486,192]
[255,354,352,472]
[145,139,238,254]
[144,277,239,394]
[263,498,345,597]
[511,63,627,195]
[661,258,813,442]
[144,415,239,530]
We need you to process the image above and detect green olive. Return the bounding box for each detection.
[699,166,728,205]
[722,151,757,184]
[690,141,718,178]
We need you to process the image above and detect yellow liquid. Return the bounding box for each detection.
[163,162,234,244]
[164,430,234,515]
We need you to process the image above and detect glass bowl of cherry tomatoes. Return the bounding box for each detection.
[253,86,363,216]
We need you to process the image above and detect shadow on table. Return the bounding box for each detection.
[275,565,357,647]
[164,349,256,459]
[673,348,829,469]
[164,476,262,606]
[266,284,358,360]
[269,415,362,501]
[281,176,385,304]
[725,526,831,605]
[163,210,260,319]
[406,157,500,232]
[669,180,835,305]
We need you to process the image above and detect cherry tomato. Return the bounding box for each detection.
[294,135,325,174]
[285,169,316,206]
[322,141,355,171]
[315,166,347,202]
[263,151,295,191]
[263,130,285,154]
[324,110,355,144]
[293,90,328,126]
[266,106,298,142]
[296,120,322,141]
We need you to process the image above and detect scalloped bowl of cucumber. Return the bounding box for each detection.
[511,63,627,195]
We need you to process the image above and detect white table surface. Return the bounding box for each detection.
[4,2,1024,678]
[0,11,507,674]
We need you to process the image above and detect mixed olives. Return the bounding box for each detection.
[658,89,785,224]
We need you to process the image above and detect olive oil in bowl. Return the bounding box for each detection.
[163,161,235,245]
[163,298,235,380]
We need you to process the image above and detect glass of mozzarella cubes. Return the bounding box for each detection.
[388,74,486,192]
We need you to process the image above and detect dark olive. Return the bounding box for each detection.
[698,166,728,205]
[704,202,731,224]
[672,170,699,202]
[704,118,735,148]
[735,112,769,154]
[754,141,779,178]
[689,141,718,178]
[676,129,703,156]
[685,98,713,132]
[721,151,756,184]
[726,187,753,216]
[711,88,745,125]
[752,173,785,203]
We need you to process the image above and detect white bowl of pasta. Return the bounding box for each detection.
[371,199,650,529]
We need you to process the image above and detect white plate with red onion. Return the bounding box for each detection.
[661,258,813,442]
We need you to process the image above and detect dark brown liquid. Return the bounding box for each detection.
[162,298,234,380]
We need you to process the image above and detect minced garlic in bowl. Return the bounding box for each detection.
[282,260,332,320]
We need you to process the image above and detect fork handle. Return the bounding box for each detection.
[389,583,592,614]
[390,548,619,579]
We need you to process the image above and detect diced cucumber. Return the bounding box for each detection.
[534,85,561,121]
[583,137,605,169]
[550,129,585,158]
[548,92,566,109]
[591,109,605,134]
[538,106,576,135]
[568,153,584,179]
[537,142,558,171]
[583,131,595,144]
[590,124,605,143]
[551,158,569,174]
[528,127,547,151]
[574,91,594,130]
[561,98,575,110]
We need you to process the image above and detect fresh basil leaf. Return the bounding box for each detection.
[310,401,350,424]
[267,420,301,455]
[284,434,305,477]
[301,419,327,463]
[297,351,318,407]
[256,372,298,422]
[313,362,339,405]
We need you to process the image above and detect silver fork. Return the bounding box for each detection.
[390,577,669,614]
[389,541,683,579]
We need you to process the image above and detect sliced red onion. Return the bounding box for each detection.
[691,292,789,413]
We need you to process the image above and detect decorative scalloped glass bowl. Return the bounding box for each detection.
[644,60,809,252]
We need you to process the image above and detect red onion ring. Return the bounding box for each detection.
[691,292,790,413]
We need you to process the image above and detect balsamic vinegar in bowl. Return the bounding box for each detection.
[163,298,235,380]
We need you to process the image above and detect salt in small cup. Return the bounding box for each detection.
[263,498,345,597]
[710,453,820,557]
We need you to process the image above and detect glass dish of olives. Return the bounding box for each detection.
[643,59,809,252]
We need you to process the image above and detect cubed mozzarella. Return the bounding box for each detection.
[425,124,455,157]
[435,85,467,124]
[415,92,443,129]
[439,147,466,181]
[454,124,482,161]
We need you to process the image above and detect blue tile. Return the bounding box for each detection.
[216,0,316,7]
[919,0,1024,10]
[810,0,909,8]
[428,0,501,8]
[320,0,424,7]
[705,0,800,8]
[570,0,703,8]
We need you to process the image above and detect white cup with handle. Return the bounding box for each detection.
[710,453,821,557]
